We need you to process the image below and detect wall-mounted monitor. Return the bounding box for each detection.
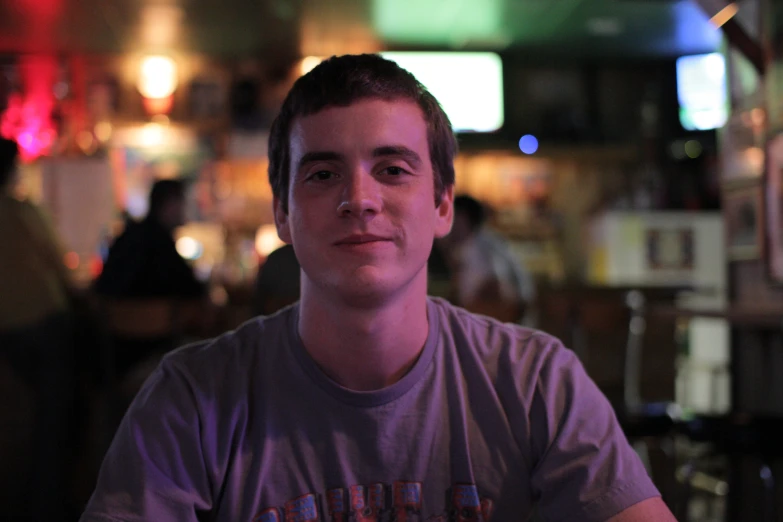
[380,52,504,133]
[676,52,728,131]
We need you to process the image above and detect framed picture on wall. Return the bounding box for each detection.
[724,182,765,261]
[765,133,783,282]
[645,228,695,271]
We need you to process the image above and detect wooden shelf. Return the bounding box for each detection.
[650,304,783,328]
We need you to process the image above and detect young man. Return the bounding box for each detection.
[81,54,675,521]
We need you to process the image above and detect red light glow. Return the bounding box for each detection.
[18,0,63,22]
[0,55,58,162]
[64,251,80,270]
[142,94,174,115]
[89,254,103,279]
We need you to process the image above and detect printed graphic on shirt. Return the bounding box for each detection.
[253,482,493,522]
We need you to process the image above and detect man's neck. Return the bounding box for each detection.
[297,275,430,392]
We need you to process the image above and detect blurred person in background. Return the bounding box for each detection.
[95,179,205,300]
[442,194,535,324]
[94,178,213,380]
[82,54,674,522]
[253,243,301,315]
[0,136,76,520]
[426,236,454,299]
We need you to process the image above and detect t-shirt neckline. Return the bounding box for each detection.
[288,298,440,407]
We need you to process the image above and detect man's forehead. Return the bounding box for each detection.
[289,99,427,151]
[293,98,423,126]
[299,95,419,117]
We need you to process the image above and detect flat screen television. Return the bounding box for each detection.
[676,52,728,131]
[380,52,504,133]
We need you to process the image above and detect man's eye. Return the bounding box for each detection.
[383,166,405,176]
[310,171,334,181]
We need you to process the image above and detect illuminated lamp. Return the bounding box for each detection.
[137,55,178,115]
[255,224,285,257]
[300,56,324,76]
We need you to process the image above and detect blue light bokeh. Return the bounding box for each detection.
[519,134,539,155]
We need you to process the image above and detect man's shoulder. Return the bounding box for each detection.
[428,296,565,365]
[161,305,296,387]
[429,296,584,422]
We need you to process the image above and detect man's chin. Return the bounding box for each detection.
[336,278,396,307]
[302,264,426,307]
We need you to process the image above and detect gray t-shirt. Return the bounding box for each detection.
[82,297,658,522]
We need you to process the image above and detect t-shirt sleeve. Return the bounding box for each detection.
[527,336,659,522]
[80,359,213,521]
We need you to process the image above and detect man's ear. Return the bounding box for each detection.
[273,196,292,244]
[434,185,454,239]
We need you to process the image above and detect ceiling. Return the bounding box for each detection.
[0,0,723,59]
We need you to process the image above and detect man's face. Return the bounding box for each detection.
[275,98,454,303]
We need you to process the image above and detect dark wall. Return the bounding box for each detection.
[498,54,708,146]
[484,53,721,211]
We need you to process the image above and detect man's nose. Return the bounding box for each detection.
[337,171,382,218]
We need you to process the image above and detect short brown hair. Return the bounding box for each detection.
[268,54,457,212]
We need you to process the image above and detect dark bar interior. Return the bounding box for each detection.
[0,0,782,520]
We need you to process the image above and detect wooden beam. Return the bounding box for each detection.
[693,0,766,75]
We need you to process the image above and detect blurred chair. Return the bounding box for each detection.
[535,289,584,361]
[538,286,680,509]
[617,291,680,470]
[101,298,205,387]
[72,297,206,512]
[635,303,782,522]
[104,298,181,338]
[92,298,202,437]
[575,290,679,503]
[538,286,678,405]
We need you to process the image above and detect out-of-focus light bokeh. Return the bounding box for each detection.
[0,56,58,162]
[381,52,504,133]
[709,3,738,28]
[255,224,285,257]
[176,236,204,260]
[137,56,178,99]
[64,251,79,270]
[372,0,503,46]
[676,52,728,131]
[300,56,324,76]
[519,135,539,155]
[685,140,703,159]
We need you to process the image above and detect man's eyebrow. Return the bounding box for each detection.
[296,151,345,171]
[373,146,423,168]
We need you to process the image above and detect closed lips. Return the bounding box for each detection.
[335,234,391,245]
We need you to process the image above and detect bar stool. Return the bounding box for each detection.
[560,289,680,506]
[669,313,783,522]
[614,290,680,507]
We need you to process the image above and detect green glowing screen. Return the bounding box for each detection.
[372,0,503,46]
